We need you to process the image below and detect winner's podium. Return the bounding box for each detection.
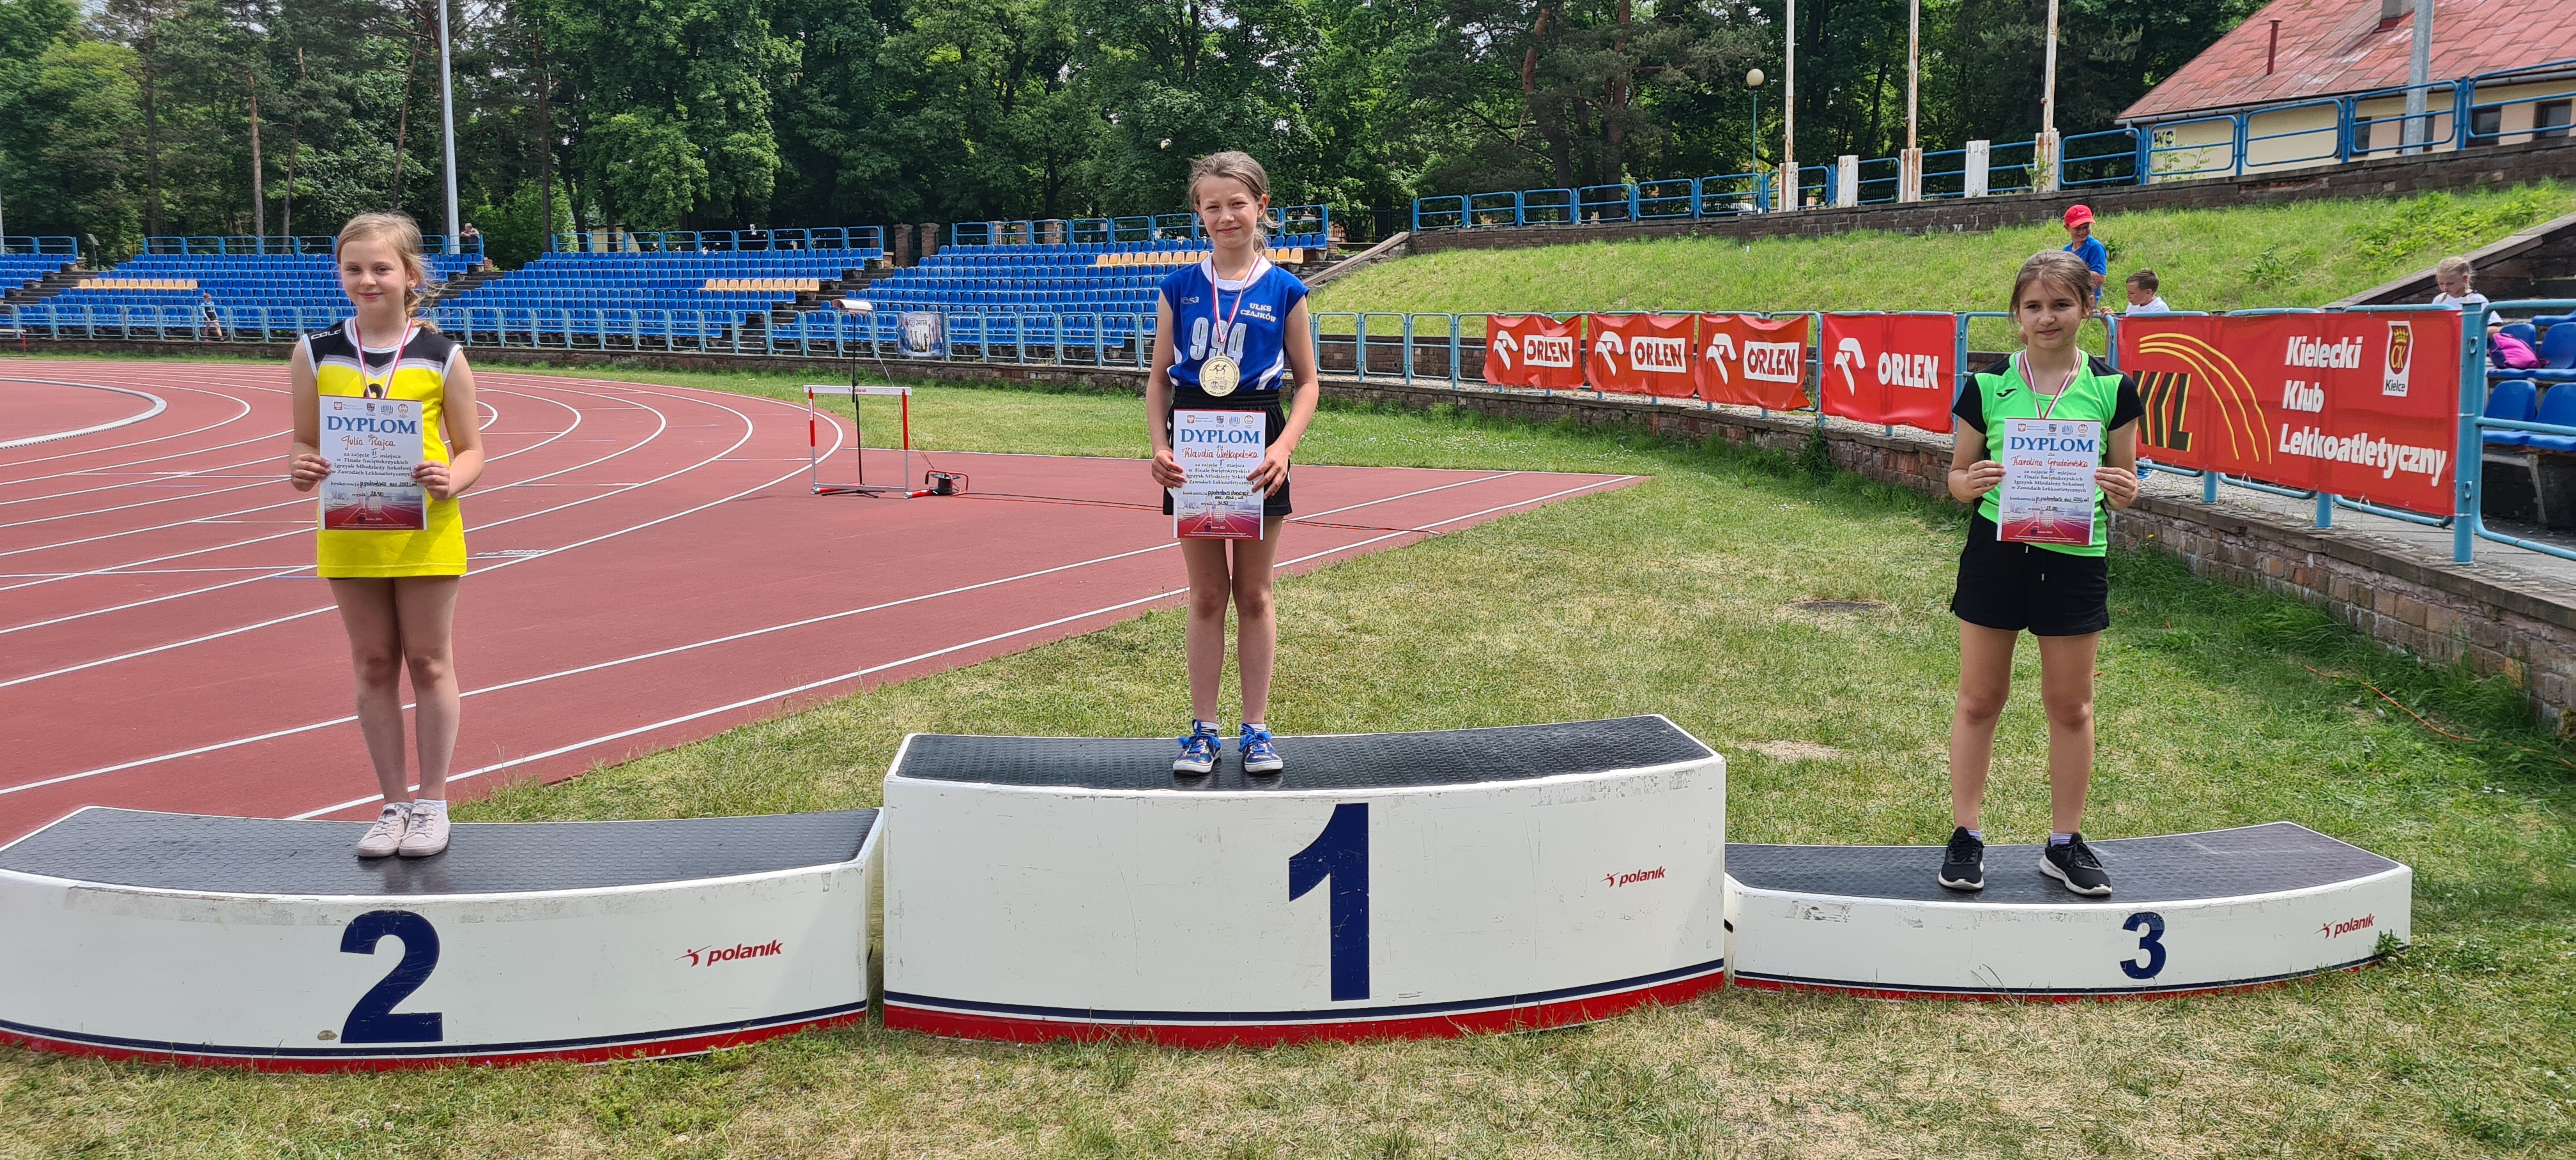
[1727,823,2410,998]
[0,808,878,1069]
[882,717,1727,1045]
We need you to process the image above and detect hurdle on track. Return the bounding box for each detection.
[804,384,914,497]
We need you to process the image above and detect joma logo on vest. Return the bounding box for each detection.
[1524,335,1575,368]
[1744,341,1802,382]
[1632,336,1689,374]
[1878,352,1942,390]
[2281,380,2324,413]
[2284,335,2363,370]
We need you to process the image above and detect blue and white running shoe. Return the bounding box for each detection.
[1239,723,1284,775]
[1174,720,1220,774]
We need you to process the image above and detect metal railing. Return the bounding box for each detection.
[18,296,2568,565]
[143,234,482,257]
[1,236,79,257]
[1410,57,2576,229]
[548,226,882,254]
[949,206,1331,250]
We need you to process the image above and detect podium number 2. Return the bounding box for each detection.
[1289,803,1371,1001]
[2120,911,2167,981]
[341,910,445,1043]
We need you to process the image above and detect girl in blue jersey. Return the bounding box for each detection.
[1146,151,1321,775]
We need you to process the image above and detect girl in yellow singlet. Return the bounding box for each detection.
[287,212,486,859]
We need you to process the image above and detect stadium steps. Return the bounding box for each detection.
[425,268,503,305]
[4,267,89,307]
[768,270,885,324]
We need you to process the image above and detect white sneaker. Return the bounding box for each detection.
[397,800,450,857]
[356,804,410,858]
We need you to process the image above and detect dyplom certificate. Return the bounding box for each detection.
[1171,409,1266,539]
[1995,418,2101,546]
[319,396,429,531]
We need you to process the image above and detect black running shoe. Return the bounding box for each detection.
[2041,833,2113,896]
[1938,827,1984,892]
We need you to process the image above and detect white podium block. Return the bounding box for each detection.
[0,808,877,1070]
[882,717,1726,1045]
[1727,823,2409,999]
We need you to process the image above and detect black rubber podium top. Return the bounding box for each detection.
[0,807,877,897]
[1728,822,2402,905]
[893,715,1714,791]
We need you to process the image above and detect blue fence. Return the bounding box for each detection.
[548,226,882,254]
[2,236,79,257]
[1412,57,2576,231]
[143,234,482,257]
[949,206,1331,250]
[16,296,2570,567]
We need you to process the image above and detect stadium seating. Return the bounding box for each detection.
[0,253,77,294]
[2484,379,2539,446]
[429,247,884,342]
[10,254,481,331]
[770,232,1329,348]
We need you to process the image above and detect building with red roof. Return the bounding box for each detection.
[2115,0,2574,177]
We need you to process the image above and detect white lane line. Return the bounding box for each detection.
[0,381,257,478]
[0,395,502,515]
[0,384,643,598]
[0,392,516,543]
[1,468,1551,795]
[286,473,1637,818]
[0,391,614,632]
[0,382,167,450]
[0,385,816,684]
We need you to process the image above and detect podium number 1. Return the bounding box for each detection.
[1289,803,1370,1001]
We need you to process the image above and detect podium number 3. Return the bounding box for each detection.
[341,910,445,1043]
[1289,804,1371,1001]
[2120,911,2168,981]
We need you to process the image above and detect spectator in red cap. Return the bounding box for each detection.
[2062,205,2106,303]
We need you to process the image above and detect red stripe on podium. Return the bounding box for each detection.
[882,970,1727,1047]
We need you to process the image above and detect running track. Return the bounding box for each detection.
[0,362,1634,842]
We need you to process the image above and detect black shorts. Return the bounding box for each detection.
[1951,514,2110,636]
[1162,397,1292,518]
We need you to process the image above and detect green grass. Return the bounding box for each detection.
[1313,183,2576,350]
[4,367,2575,1157]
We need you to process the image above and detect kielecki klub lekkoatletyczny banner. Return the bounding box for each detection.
[2115,311,2460,517]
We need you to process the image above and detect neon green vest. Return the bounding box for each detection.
[1972,353,2124,557]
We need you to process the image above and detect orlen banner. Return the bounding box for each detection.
[1696,314,1811,409]
[1820,312,1957,434]
[1483,314,1588,390]
[2115,311,2460,516]
[1586,313,1698,397]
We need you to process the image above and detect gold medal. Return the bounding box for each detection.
[1201,353,1240,397]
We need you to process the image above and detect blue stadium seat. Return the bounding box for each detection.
[2529,384,2576,454]
[2485,379,2538,446]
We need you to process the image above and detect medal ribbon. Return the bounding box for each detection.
[2015,351,2078,420]
[350,317,417,397]
[1204,256,1269,368]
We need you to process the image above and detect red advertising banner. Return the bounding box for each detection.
[1584,313,1698,397]
[1695,314,1812,410]
[1820,313,1958,434]
[2115,311,2460,516]
[1482,314,1587,390]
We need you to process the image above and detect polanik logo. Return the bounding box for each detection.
[681,939,785,966]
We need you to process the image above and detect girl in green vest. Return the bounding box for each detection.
[1939,250,2143,897]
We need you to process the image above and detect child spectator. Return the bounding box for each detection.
[2432,256,2490,310]
[2061,205,2107,302]
[2123,270,2169,313]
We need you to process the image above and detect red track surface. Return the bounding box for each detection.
[0,360,1634,843]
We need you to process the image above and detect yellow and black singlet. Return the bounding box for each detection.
[306,319,468,577]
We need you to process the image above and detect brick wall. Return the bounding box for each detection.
[1406,139,2576,256]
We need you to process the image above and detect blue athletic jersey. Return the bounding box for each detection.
[1160,258,1309,395]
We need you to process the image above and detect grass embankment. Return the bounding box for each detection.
[4,367,2573,1157]
[1314,183,2575,349]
